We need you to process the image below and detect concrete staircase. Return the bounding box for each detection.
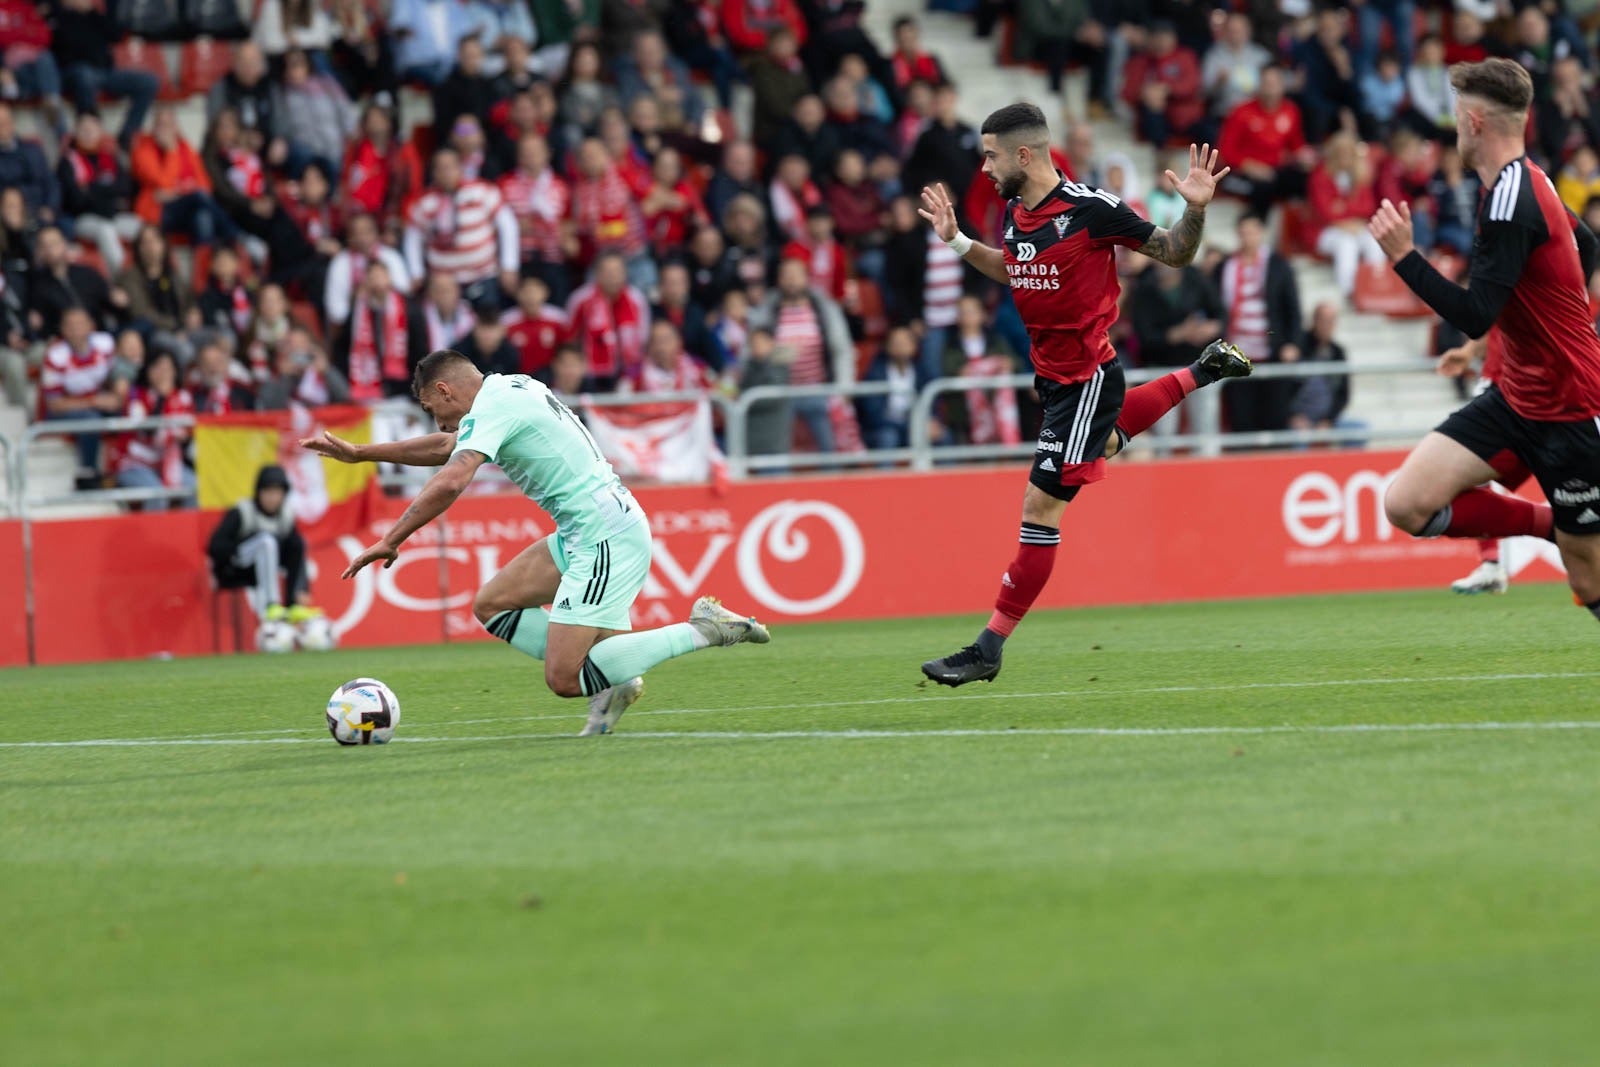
[876,4,1456,445]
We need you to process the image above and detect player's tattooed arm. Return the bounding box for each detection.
[342,451,485,578]
[1135,143,1227,268]
[1136,204,1207,267]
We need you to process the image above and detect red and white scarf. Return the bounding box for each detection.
[348,290,410,401]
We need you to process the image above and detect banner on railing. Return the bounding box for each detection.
[195,404,379,546]
[582,398,726,484]
[6,451,1569,665]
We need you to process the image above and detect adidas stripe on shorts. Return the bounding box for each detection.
[548,514,654,631]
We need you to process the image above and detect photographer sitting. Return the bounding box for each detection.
[207,465,314,623]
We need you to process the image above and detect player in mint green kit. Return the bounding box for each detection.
[303,349,770,736]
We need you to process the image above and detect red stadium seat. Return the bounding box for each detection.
[113,38,180,102]
[1352,261,1431,318]
[290,299,324,344]
[180,37,236,99]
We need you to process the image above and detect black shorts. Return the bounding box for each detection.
[1435,384,1600,535]
[1030,359,1126,501]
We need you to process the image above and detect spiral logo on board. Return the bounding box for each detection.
[736,500,865,615]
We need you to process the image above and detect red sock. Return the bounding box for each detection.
[1115,369,1197,440]
[1442,488,1554,540]
[990,523,1060,632]
[1477,538,1500,563]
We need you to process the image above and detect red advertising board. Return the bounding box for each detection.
[2,452,1569,665]
[0,520,26,667]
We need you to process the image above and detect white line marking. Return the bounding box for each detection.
[17,669,1600,745]
[4,721,1599,748]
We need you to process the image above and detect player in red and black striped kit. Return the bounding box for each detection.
[918,103,1250,686]
[1370,58,1600,622]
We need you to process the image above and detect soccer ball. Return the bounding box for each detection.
[326,678,401,746]
[258,619,298,654]
[298,616,338,652]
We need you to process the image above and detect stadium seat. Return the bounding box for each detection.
[1352,261,1430,318]
[180,37,237,99]
[290,299,324,343]
[113,38,180,102]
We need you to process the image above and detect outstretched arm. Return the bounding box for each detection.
[301,429,457,467]
[342,450,486,577]
[1135,143,1229,268]
[919,183,1010,284]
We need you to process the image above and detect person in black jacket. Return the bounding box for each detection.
[50,0,161,151]
[1288,302,1349,433]
[27,224,120,336]
[902,84,981,203]
[453,303,522,376]
[1214,212,1302,433]
[207,465,310,621]
[56,112,140,275]
[432,36,501,146]
[205,43,286,169]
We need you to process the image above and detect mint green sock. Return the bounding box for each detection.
[582,624,702,696]
[484,608,550,660]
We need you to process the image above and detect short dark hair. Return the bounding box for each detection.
[413,348,476,397]
[980,103,1049,146]
[1450,58,1534,115]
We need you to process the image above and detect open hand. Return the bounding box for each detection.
[1368,198,1415,263]
[300,429,363,463]
[342,540,398,579]
[918,182,959,242]
[1167,143,1231,209]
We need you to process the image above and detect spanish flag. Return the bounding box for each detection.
[196,405,380,546]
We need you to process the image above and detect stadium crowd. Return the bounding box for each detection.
[1,0,1598,495]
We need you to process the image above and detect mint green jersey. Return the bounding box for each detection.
[452,374,638,550]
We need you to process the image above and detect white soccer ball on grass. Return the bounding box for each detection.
[326,678,402,746]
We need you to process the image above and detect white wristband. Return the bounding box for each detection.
[944,231,973,257]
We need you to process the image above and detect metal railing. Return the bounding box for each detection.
[17,413,200,514]
[0,430,13,517]
[909,360,1443,469]
[2,361,1456,512]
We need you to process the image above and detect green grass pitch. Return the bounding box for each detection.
[3,587,1599,1066]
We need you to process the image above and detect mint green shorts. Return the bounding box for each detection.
[547,517,653,632]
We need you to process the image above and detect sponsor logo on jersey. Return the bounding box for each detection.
[556,598,572,609]
[1038,457,1057,472]
[1014,242,1038,262]
[1004,225,1014,240]
[1579,508,1600,524]
[1036,440,1063,454]
[1039,428,1057,439]
[1552,484,1600,505]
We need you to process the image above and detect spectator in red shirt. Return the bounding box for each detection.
[114,349,196,507]
[642,147,709,259]
[502,274,568,377]
[1217,65,1314,218]
[890,16,946,90]
[565,249,651,389]
[1443,10,1492,67]
[1122,22,1204,146]
[1307,131,1386,296]
[498,132,573,301]
[721,0,806,57]
[1374,129,1436,249]
[570,138,653,293]
[42,306,120,482]
[782,206,849,304]
[824,149,887,278]
[340,105,423,233]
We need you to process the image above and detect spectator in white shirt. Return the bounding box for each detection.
[325,211,411,327]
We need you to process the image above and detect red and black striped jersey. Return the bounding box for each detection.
[1001,175,1155,385]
